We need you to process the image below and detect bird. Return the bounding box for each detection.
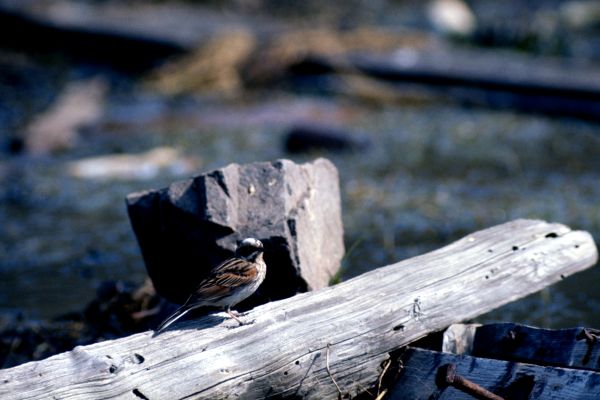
[154,238,266,334]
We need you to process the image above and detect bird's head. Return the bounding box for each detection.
[236,237,264,262]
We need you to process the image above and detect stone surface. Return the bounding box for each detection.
[126,158,344,305]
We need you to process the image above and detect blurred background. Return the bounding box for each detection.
[1,0,599,367]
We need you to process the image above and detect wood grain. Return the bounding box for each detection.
[0,219,596,399]
[446,323,600,372]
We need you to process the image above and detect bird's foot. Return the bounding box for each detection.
[227,309,245,325]
[226,318,255,329]
[226,309,254,327]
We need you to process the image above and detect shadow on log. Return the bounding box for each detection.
[0,219,596,399]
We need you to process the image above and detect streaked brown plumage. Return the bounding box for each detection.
[155,238,266,333]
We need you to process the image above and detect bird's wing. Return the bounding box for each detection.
[154,257,258,334]
[192,257,258,300]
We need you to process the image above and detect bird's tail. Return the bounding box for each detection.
[154,305,193,334]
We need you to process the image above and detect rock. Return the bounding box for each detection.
[126,158,344,306]
[427,0,477,37]
[561,2,600,30]
[284,124,370,153]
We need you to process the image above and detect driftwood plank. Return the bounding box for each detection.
[0,219,596,399]
[0,8,187,72]
[389,347,600,399]
[448,323,600,372]
[293,50,600,121]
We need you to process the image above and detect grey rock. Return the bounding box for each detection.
[126,158,344,307]
[285,123,371,154]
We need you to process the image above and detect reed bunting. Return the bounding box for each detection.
[155,238,266,333]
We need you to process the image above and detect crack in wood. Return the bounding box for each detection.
[132,388,150,400]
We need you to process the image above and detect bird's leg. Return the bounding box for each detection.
[227,307,245,325]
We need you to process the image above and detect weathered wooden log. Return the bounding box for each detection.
[0,219,596,399]
[0,7,185,72]
[444,323,600,372]
[388,347,600,399]
[290,50,600,121]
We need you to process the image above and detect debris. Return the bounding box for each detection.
[66,147,199,181]
[24,78,106,155]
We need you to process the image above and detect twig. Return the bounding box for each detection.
[326,343,343,399]
[377,358,391,396]
[356,383,373,398]
[374,389,387,400]
[294,352,320,397]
